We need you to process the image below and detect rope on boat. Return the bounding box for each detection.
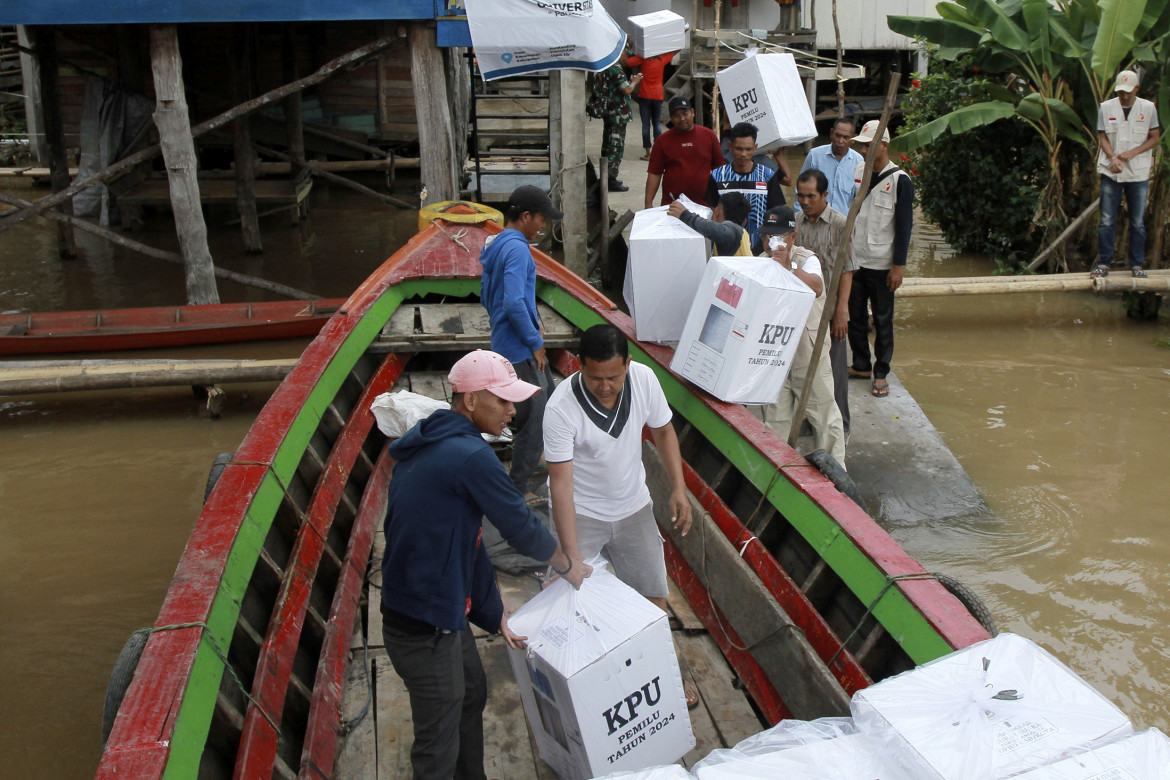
[430,219,471,252]
[826,572,940,668]
[130,622,282,734]
[338,553,382,742]
[225,459,327,545]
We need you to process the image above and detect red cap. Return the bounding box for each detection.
[448,350,540,402]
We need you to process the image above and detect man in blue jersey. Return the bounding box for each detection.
[480,185,563,497]
[799,117,864,215]
[705,122,786,251]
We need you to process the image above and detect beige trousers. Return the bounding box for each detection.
[756,326,847,467]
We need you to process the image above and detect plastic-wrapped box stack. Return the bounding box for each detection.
[692,717,887,778]
[851,633,1133,779]
[594,765,694,779]
[1014,728,1170,778]
[628,10,686,58]
[507,565,695,780]
[670,255,815,404]
[715,53,816,151]
[624,203,711,344]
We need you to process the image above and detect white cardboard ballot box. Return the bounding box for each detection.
[669,255,815,404]
[629,11,686,59]
[507,566,695,780]
[715,53,816,150]
[1015,728,1170,779]
[851,633,1133,780]
[625,205,711,344]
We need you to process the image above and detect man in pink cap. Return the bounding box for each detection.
[380,349,590,780]
[1093,69,1160,279]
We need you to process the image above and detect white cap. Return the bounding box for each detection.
[853,119,890,144]
[1114,70,1140,93]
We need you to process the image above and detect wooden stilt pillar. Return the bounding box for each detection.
[33,27,77,259]
[410,24,458,203]
[554,70,588,278]
[149,23,220,305]
[282,24,307,224]
[233,25,262,253]
[16,26,45,165]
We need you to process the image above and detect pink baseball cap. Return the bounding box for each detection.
[448,350,540,402]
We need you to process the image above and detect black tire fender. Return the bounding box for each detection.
[204,452,235,504]
[806,449,865,509]
[935,572,998,636]
[102,630,148,744]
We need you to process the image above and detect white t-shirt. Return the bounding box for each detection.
[543,360,672,520]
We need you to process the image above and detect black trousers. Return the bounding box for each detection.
[848,267,896,380]
[383,624,488,780]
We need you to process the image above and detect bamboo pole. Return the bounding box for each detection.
[0,36,397,232]
[252,143,414,209]
[1026,197,1100,272]
[0,191,317,299]
[787,74,901,449]
[0,358,298,396]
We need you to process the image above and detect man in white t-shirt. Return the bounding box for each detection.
[543,323,696,702]
[755,206,846,465]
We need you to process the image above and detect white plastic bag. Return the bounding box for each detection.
[465,0,626,81]
[370,390,448,438]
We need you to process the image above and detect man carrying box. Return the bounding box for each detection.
[755,206,847,466]
[667,191,753,256]
[543,324,698,706]
[381,350,589,780]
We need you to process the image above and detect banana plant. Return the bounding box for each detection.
[887,0,1164,157]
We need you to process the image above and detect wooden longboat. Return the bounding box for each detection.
[96,209,991,779]
[0,299,344,356]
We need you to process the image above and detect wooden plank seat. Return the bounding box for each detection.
[373,302,579,353]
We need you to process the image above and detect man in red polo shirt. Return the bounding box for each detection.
[644,95,724,209]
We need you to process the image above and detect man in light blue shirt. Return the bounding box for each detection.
[798,117,864,214]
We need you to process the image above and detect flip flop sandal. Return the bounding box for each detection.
[1090,266,1109,278]
[871,381,890,398]
[1133,268,1148,278]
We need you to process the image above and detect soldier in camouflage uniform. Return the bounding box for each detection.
[587,49,642,192]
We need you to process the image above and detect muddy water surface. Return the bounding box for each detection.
[2,182,1168,777]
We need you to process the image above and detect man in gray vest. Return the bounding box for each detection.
[1093,70,1161,279]
[847,120,912,399]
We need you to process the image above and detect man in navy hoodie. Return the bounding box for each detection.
[480,185,563,500]
[381,350,588,780]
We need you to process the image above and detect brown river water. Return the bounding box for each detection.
[1,178,1168,777]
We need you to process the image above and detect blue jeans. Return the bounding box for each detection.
[1098,176,1149,268]
[637,97,662,150]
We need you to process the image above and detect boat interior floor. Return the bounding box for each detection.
[335,368,766,778]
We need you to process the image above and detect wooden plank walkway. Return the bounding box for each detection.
[116,176,312,208]
[334,367,765,778]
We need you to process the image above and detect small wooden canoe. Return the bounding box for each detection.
[96,207,990,779]
[0,299,344,355]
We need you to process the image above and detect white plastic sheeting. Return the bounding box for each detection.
[624,199,711,344]
[1015,728,1170,778]
[628,10,686,59]
[465,0,626,81]
[851,633,1133,779]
